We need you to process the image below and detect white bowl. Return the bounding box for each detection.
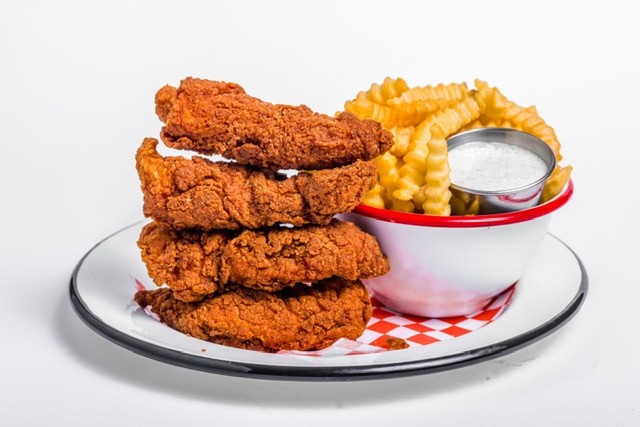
[341,181,574,318]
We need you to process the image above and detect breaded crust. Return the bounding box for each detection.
[134,278,372,353]
[156,77,393,170]
[138,219,390,302]
[136,138,377,230]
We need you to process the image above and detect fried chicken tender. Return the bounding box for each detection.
[138,219,390,302]
[136,138,377,230]
[134,278,372,352]
[156,77,394,170]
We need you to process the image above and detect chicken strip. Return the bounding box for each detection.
[138,219,390,302]
[136,138,377,230]
[156,77,394,170]
[134,278,372,353]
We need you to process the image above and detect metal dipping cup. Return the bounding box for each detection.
[447,128,556,215]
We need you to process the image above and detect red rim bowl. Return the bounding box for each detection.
[353,180,574,228]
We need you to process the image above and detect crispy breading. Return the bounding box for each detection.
[136,138,377,230]
[156,77,393,170]
[138,219,390,302]
[134,278,372,353]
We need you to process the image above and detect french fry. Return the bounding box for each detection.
[345,99,432,129]
[366,77,410,104]
[395,95,481,206]
[386,82,468,107]
[422,123,452,215]
[391,198,416,213]
[541,165,573,203]
[474,80,562,161]
[361,183,386,209]
[388,126,415,157]
[450,189,481,216]
[394,147,428,202]
[374,152,403,208]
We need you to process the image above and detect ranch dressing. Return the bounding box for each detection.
[448,141,548,192]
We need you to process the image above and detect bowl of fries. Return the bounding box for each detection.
[341,76,575,317]
[343,181,573,317]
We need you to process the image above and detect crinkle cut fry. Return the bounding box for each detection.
[541,165,573,203]
[474,80,562,161]
[473,79,571,201]
[135,138,377,230]
[134,278,373,353]
[386,82,469,107]
[421,123,452,215]
[393,94,481,205]
[138,219,390,302]
[157,77,393,170]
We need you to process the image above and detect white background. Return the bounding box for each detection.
[1,0,638,425]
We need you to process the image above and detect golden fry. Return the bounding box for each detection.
[422,123,452,215]
[345,99,432,129]
[373,152,403,208]
[394,95,481,206]
[386,82,468,107]
[474,80,562,161]
[449,189,480,216]
[361,183,386,209]
[367,77,410,104]
[391,198,416,213]
[541,165,573,203]
[388,126,415,157]
[393,149,428,202]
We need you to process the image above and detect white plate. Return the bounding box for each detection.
[70,221,587,381]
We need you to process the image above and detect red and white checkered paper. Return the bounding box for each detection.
[281,286,515,357]
[135,278,515,357]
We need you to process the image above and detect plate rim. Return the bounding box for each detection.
[69,222,588,381]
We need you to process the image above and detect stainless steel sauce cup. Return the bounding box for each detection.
[447,127,556,215]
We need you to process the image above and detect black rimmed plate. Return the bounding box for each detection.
[69,221,587,381]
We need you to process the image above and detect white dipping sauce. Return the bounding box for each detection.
[448,141,548,191]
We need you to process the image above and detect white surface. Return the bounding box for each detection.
[0,0,637,425]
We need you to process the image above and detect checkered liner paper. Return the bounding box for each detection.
[135,278,515,358]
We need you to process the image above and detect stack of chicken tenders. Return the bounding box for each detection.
[134,78,393,353]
